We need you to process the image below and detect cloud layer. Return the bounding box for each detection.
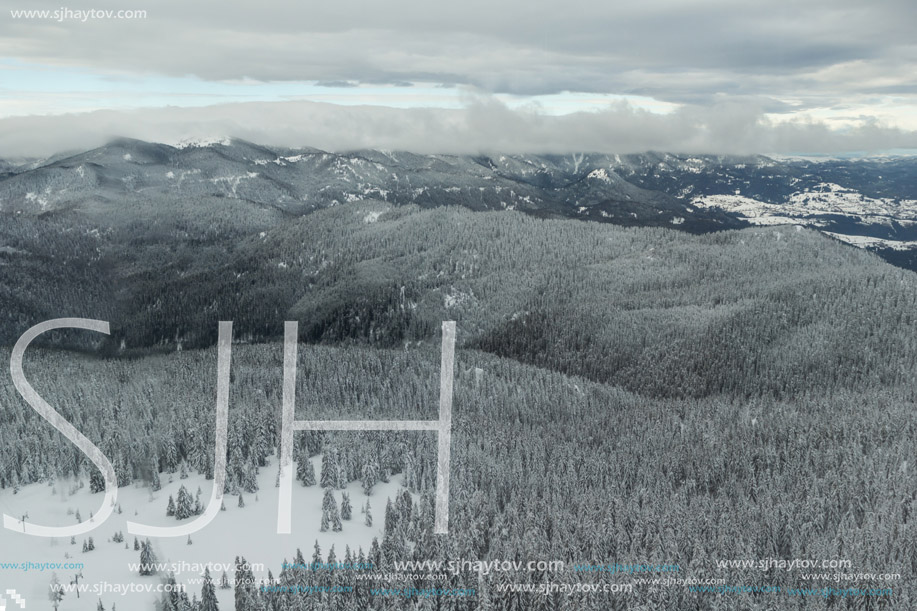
[2,0,915,153]
[1,98,914,158]
[3,0,915,105]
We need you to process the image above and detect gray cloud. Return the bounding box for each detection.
[2,0,915,107]
[1,98,914,158]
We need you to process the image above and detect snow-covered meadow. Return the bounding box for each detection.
[0,455,406,610]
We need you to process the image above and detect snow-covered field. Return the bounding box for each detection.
[0,456,406,610]
[692,184,917,228]
[692,184,917,252]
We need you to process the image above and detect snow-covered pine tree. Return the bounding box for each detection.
[90,469,105,493]
[150,457,161,491]
[49,573,64,610]
[199,567,219,611]
[297,456,316,486]
[175,485,193,520]
[322,488,336,513]
[361,462,378,496]
[320,449,338,488]
[139,539,157,575]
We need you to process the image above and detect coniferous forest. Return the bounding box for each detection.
[2,201,916,609]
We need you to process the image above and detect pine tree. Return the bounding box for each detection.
[341,492,352,520]
[49,573,65,610]
[234,557,256,611]
[322,488,336,513]
[320,449,338,488]
[241,460,259,493]
[97,599,105,611]
[361,462,378,496]
[199,567,219,611]
[297,457,316,486]
[220,570,231,589]
[90,469,105,493]
[365,500,373,527]
[384,498,397,533]
[175,485,193,520]
[320,491,341,532]
[139,539,157,576]
[166,495,176,517]
[150,458,162,492]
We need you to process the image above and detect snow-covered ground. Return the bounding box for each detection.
[822,232,917,251]
[0,456,406,610]
[693,185,917,225]
[692,185,917,251]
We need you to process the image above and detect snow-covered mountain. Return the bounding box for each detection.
[1,138,916,268]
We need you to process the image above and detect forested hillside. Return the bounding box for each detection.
[2,204,917,608]
[5,202,917,398]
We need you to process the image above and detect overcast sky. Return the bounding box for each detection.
[1,0,916,155]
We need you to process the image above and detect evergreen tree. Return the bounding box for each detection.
[361,462,378,496]
[341,492,352,520]
[49,573,65,610]
[150,458,162,492]
[90,469,105,494]
[234,557,256,611]
[139,539,157,576]
[322,488,336,513]
[297,456,316,486]
[320,449,338,488]
[199,567,219,611]
[175,485,193,520]
[166,495,176,517]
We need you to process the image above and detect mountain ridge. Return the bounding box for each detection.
[1,138,916,268]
